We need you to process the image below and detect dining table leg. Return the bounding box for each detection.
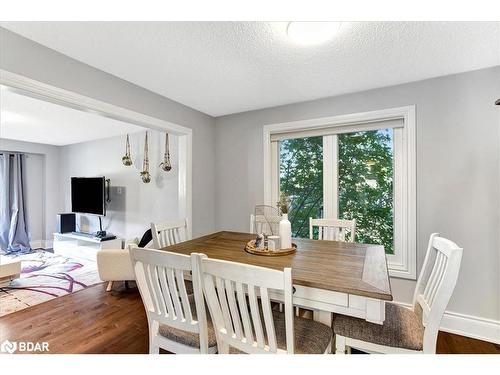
[313,310,333,325]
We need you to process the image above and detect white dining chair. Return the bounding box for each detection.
[151,219,189,248]
[309,218,356,242]
[191,253,333,354]
[129,247,217,354]
[250,214,280,236]
[333,233,463,354]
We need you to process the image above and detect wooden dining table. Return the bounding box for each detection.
[161,231,392,326]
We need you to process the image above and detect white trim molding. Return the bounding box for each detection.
[0,69,193,237]
[394,301,500,345]
[439,311,500,345]
[263,106,417,279]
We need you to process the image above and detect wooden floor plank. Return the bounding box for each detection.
[0,282,497,354]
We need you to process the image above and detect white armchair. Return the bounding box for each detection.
[97,238,142,292]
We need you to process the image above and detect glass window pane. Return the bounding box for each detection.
[338,129,394,254]
[279,137,323,238]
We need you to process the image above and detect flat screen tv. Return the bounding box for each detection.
[71,177,106,216]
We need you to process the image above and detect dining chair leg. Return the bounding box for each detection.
[324,338,333,354]
[149,340,159,354]
[149,321,160,354]
[335,334,346,354]
[218,341,230,354]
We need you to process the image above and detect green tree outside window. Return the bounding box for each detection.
[279,129,394,254]
[338,129,394,254]
[280,137,323,238]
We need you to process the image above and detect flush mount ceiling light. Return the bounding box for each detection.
[286,22,342,45]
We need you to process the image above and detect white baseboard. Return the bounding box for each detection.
[439,310,500,345]
[393,301,500,345]
[30,240,43,249]
[30,240,54,249]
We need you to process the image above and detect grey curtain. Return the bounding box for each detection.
[0,153,31,253]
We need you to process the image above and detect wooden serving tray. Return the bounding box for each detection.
[244,239,297,256]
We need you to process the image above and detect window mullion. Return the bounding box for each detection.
[322,135,338,219]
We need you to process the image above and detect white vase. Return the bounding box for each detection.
[279,214,292,249]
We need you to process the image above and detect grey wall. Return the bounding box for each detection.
[0,27,216,237]
[59,131,180,240]
[0,138,61,241]
[215,66,500,322]
[1,131,183,244]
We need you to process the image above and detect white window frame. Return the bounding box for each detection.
[263,106,416,279]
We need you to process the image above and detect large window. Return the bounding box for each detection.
[265,107,415,279]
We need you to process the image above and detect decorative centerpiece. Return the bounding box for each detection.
[245,198,296,256]
[244,239,297,256]
[278,193,292,249]
[253,205,281,236]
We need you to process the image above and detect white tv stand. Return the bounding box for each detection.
[53,232,123,262]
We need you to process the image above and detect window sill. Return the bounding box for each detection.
[388,266,416,280]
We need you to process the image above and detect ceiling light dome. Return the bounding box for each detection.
[287,22,342,45]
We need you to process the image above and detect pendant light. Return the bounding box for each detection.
[159,133,172,172]
[122,134,132,166]
[140,132,151,183]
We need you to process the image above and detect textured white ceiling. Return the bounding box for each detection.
[1,22,499,116]
[0,86,144,146]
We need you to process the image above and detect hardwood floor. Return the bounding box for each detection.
[0,282,149,354]
[436,330,500,354]
[0,282,498,354]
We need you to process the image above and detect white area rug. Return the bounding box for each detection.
[0,250,102,317]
